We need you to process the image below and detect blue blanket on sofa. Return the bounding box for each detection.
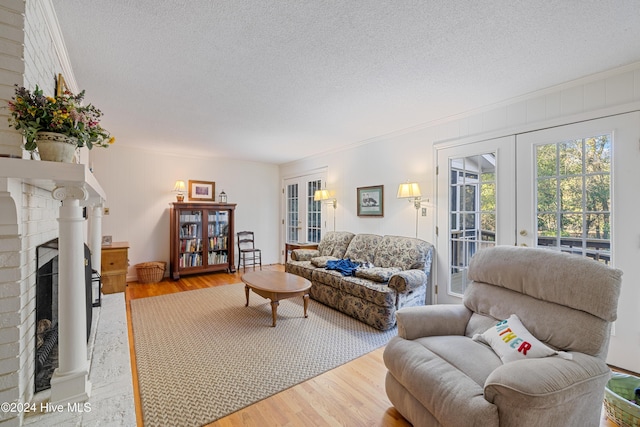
[326,258,360,276]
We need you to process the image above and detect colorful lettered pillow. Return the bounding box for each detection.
[472,314,572,363]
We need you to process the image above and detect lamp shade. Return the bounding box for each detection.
[314,189,331,201]
[173,180,186,192]
[397,182,421,199]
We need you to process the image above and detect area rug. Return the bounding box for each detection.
[130,283,397,427]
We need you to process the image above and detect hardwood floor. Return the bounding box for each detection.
[125,264,617,427]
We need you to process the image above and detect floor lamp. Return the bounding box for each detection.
[397,182,422,238]
[314,189,337,232]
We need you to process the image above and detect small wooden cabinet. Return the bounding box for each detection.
[101,242,129,294]
[170,202,236,280]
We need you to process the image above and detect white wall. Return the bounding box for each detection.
[89,145,280,279]
[281,127,437,241]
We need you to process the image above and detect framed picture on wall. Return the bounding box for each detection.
[188,180,215,201]
[357,185,384,217]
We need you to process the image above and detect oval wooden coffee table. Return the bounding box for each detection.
[242,271,312,327]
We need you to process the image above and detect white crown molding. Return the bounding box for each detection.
[282,61,640,167]
[38,0,79,94]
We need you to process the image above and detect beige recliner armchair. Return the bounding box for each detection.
[384,246,622,427]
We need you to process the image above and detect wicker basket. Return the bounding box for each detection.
[135,261,166,284]
[604,373,640,427]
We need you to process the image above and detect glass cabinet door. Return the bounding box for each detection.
[179,210,203,268]
[207,210,229,265]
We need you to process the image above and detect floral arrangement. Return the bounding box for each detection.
[7,84,115,151]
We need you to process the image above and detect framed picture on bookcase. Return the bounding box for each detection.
[188,180,215,201]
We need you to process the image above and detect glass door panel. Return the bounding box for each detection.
[286,183,299,242]
[178,210,203,267]
[436,136,516,304]
[532,135,611,263]
[207,210,229,265]
[307,180,322,242]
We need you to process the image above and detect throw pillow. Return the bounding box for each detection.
[472,314,572,363]
[355,267,402,283]
[311,256,338,268]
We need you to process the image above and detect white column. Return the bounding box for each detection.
[88,204,103,272]
[50,185,92,404]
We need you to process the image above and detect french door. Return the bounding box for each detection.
[436,112,640,372]
[283,172,325,246]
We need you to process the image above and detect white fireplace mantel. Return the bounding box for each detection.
[0,157,106,405]
[0,157,106,202]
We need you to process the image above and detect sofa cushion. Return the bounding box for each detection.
[355,266,402,282]
[317,231,355,258]
[339,276,396,307]
[311,255,339,267]
[473,314,571,363]
[373,235,433,270]
[284,260,317,281]
[343,234,382,264]
[311,268,344,289]
[290,249,319,261]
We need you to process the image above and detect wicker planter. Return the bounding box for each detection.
[135,262,166,284]
[35,132,78,162]
[604,372,640,427]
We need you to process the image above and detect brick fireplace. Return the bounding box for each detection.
[0,2,105,424]
[0,159,105,426]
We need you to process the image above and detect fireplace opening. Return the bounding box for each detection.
[35,238,94,393]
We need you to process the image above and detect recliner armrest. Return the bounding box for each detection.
[484,352,610,409]
[388,269,426,293]
[291,249,320,261]
[396,305,472,340]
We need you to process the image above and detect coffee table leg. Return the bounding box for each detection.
[303,293,309,318]
[270,300,279,327]
[244,285,250,307]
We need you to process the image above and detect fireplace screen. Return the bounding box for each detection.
[34,238,94,392]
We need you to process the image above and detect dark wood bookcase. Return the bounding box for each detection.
[169,202,236,280]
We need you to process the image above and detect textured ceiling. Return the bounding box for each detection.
[52,1,640,164]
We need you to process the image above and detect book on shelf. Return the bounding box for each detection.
[180,238,202,252]
[208,251,228,265]
[179,252,203,267]
[180,223,200,238]
[208,236,228,251]
[179,211,202,223]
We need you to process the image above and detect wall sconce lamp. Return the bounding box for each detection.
[314,189,337,231]
[397,181,426,237]
[173,180,186,202]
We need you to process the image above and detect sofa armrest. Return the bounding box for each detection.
[291,249,320,261]
[396,304,472,340]
[388,269,426,293]
[484,352,611,409]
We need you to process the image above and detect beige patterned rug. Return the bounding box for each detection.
[130,283,397,427]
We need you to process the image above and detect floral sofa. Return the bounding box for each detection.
[285,231,434,330]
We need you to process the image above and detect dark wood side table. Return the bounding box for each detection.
[285,242,319,263]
